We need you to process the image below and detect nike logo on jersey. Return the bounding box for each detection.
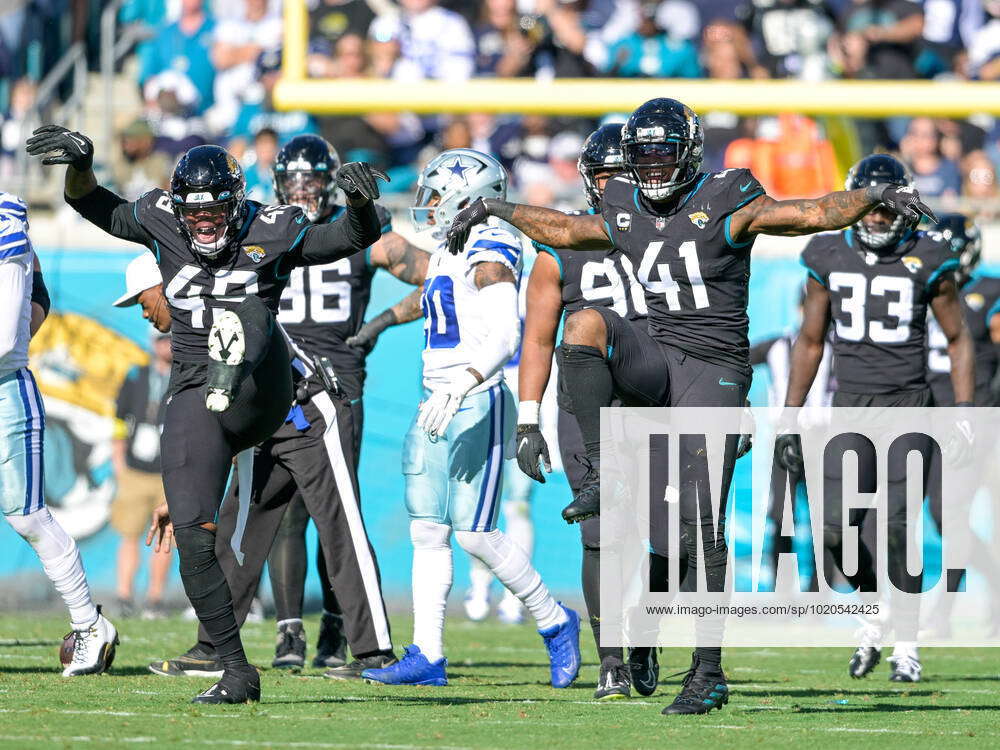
[739,181,754,192]
[719,378,738,387]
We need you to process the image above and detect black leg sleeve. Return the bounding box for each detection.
[560,343,614,469]
[268,492,310,622]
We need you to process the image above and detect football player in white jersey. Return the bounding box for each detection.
[361,149,581,688]
[0,193,118,675]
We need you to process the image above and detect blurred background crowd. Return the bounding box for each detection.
[2,0,1000,214]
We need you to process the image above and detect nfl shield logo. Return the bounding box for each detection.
[655,217,666,231]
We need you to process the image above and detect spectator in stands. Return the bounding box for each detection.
[961,150,998,205]
[112,118,172,201]
[244,126,279,203]
[309,0,377,73]
[517,129,586,208]
[210,0,283,132]
[0,77,36,180]
[833,0,924,79]
[968,0,1000,80]
[602,3,701,78]
[138,0,216,116]
[111,259,173,620]
[142,70,208,157]
[473,0,537,76]
[700,20,761,171]
[653,0,700,42]
[899,116,962,198]
[517,0,596,78]
[738,0,837,81]
[228,49,320,159]
[369,0,476,81]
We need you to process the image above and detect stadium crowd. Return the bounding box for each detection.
[2,0,1000,212]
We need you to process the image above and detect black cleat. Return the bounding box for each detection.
[628,647,660,697]
[313,612,348,669]
[324,652,398,681]
[594,657,631,701]
[562,463,600,524]
[661,664,729,715]
[849,647,881,679]
[149,643,224,678]
[192,668,260,704]
[272,621,306,670]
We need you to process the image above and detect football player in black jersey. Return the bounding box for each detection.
[445,98,936,715]
[922,214,1000,638]
[259,135,428,673]
[27,125,386,704]
[514,124,661,701]
[778,155,975,684]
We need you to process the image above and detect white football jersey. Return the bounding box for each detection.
[0,213,33,379]
[421,220,523,393]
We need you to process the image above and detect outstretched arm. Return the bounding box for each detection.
[519,251,563,405]
[784,277,832,408]
[446,198,611,254]
[931,278,975,405]
[729,184,937,242]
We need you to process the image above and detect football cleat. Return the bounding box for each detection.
[191,668,260,704]
[540,604,581,688]
[272,620,306,670]
[628,647,660,697]
[362,645,447,686]
[849,624,883,679]
[497,594,525,625]
[594,656,631,701]
[661,661,729,715]
[888,653,922,683]
[61,609,119,677]
[562,475,600,524]
[324,652,398,681]
[148,643,224,678]
[313,612,347,669]
[463,589,491,622]
[205,310,245,412]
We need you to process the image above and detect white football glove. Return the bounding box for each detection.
[417,370,480,438]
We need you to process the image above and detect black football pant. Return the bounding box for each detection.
[196,387,393,658]
[267,370,366,621]
[160,297,292,670]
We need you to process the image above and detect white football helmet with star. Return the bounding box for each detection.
[411,148,508,239]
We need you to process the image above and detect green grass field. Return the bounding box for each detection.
[0,613,997,749]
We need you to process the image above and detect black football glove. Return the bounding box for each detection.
[345,309,396,353]
[736,401,754,459]
[336,162,389,202]
[775,432,803,474]
[25,125,94,171]
[942,403,975,468]
[446,197,490,255]
[871,183,938,223]
[515,423,552,483]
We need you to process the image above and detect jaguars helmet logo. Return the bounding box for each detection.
[243,245,265,263]
[965,292,985,311]
[688,211,709,229]
[902,256,923,274]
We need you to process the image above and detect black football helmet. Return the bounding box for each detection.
[273,135,341,222]
[578,124,625,209]
[170,145,246,258]
[845,154,916,251]
[621,98,703,202]
[935,213,981,285]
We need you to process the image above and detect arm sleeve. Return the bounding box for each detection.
[30,271,50,316]
[295,200,382,266]
[65,186,151,246]
[467,281,521,383]
[0,259,27,359]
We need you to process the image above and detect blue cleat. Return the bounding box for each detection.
[361,644,448,686]
[539,604,581,688]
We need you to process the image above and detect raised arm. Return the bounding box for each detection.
[296,162,389,265]
[930,278,975,405]
[446,198,611,255]
[784,277,832,408]
[729,184,937,242]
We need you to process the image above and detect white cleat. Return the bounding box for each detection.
[62,611,119,676]
[463,591,490,622]
[497,594,525,625]
[888,653,922,682]
[208,311,246,366]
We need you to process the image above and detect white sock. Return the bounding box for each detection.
[454,529,566,631]
[467,557,492,601]
[499,500,533,611]
[893,641,919,659]
[7,508,98,630]
[410,519,453,663]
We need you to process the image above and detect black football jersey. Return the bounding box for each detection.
[533,211,648,324]
[926,275,1000,405]
[128,189,315,362]
[277,204,392,374]
[600,168,765,371]
[801,229,958,394]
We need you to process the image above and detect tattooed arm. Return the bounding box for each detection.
[729,183,937,242]
[447,199,611,254]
